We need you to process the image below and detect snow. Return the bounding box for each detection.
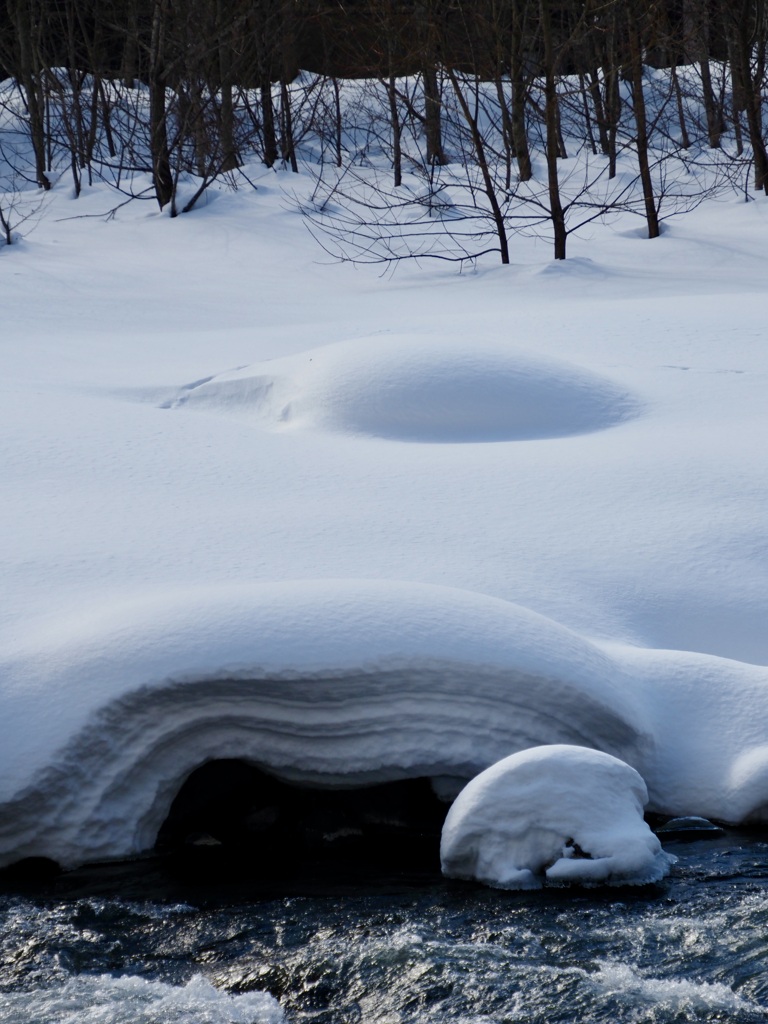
[168,336,638,442]
[1,578,768,869]
[2,92,768,870]
[0,581,652,867]
[440,745,675,889]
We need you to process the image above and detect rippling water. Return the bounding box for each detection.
[2,833,768,1024]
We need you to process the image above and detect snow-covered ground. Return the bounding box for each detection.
[2,143,768,868]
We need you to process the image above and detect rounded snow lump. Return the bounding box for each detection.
[176,336,637,442]
[440,745,675,889]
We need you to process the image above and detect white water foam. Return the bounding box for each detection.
[0,973,283,1024]
[586,960,758,1015]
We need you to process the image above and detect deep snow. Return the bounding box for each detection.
[2,145,768,869]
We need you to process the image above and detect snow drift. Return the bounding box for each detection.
[440,745,675,889]
[165,336,638,442]
[1,579,768,871]
[0,580,649,869]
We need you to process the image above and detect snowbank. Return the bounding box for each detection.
[440,745,675,889]
[1,579,768,870]
[0,580,649,868]
[2,157,768,876]
[168,336,638,442]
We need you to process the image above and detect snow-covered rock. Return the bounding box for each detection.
[440,745,675,889]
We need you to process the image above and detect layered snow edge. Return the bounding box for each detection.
[1,579,767,872]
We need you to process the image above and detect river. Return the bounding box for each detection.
[1,830,768,1023]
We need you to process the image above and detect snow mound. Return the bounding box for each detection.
[0,581,649,869]
[2,579,768,870]
[440,745,675,889]
[168,336,637,442]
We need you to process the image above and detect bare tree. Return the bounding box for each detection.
[3,0,51,189]
[719,0,768,192]
[625,0,661,237]
[0,134,47,244]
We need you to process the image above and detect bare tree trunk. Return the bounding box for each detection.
[604,13,621,180]
[387,74,402,186]
[579,73,597,154]
[748,2,768,192]
[539,0,566,259]
[684,0,723,148]
[149,0,174,208]
[423,64,447,165]
[0,203,12,245]
[722,8,745,155]
[671,65,691,149]
[217,0,239,173]
[446,66,510,263]
[188,78,209,177]
[332,76,343,169]
[279,1,298,173]
[279,76,298,172]
[699,58,722,149]
[493,74,515,190]
[120,0,140,87]
[626,1,660,238]
[510,2,533,182]
[60,2,88,195]
[260,81,278,167]
[751,48,768,192]
[7,0,50,189]
[722,0,768,191]
[98,80,116,160]
[254,0,280,168]
[587,66,609,156]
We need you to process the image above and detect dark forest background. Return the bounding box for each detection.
[1,1,766,258]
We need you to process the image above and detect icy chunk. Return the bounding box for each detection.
[655,816,725,840]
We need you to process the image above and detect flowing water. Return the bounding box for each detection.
[2,833,768,1024]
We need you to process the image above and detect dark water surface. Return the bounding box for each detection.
[2,833,768,1023]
